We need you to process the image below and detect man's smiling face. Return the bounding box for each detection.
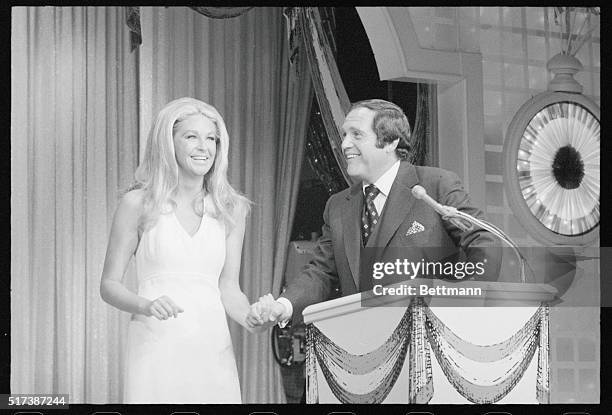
[341,107,398,183]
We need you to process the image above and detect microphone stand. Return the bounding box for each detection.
[439,206,531,283]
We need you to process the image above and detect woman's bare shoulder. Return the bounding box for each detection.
[122,188,146,207]
[115,188,146,223]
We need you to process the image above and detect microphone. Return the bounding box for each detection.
[411,185,472,231]
[411,185,452,216]
[411,185,531,283]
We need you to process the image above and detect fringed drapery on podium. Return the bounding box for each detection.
[306,305,411,403]
[306,297,550,404]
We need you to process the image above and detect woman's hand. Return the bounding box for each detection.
[143,295,184,320]
[245,304,271,333]
[246,302,265,327]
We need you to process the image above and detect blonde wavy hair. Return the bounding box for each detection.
[130,97,250,231]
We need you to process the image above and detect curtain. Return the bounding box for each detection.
[137,6,294,403]
[293,7,353,185]
[126,7,254,51]
[305,100,348,195]
[271,26,314,298]
[190,7,254,19]
[11,7,139,403]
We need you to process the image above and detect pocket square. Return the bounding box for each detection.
[406,221,425,236]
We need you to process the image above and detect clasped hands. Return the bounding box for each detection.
[245,293,287,330]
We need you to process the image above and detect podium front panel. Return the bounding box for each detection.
[311,305,540,404]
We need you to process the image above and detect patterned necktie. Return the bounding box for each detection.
[362,184,381,246]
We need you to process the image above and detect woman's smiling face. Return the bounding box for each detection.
[172,113,218,179]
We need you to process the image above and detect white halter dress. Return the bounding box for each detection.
[123,211,241,403]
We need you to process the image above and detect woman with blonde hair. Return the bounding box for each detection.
[100,97,260,403]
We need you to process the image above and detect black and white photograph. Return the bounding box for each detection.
[9,6,600,409]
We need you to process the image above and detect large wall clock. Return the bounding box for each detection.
[503,91,600,246]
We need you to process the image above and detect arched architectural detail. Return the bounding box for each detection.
[356,7,486,207]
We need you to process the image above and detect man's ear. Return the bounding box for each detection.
[385,138,400,153]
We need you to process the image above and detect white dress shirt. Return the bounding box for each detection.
[276,161,402,324]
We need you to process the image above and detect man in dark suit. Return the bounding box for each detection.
[252,99,501,326]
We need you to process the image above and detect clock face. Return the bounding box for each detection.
[510,99,600,242]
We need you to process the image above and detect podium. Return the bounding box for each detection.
[302,278,557,404]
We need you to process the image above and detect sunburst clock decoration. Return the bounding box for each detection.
[504,52,599,246]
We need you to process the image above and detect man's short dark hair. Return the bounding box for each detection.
[350,99,412,160]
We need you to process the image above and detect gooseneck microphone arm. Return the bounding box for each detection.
[411,185,530,283]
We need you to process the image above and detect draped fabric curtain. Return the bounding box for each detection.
[11,7,139,403]
[190,7,254,19]
[130,6,295,403]
[271,37,314,298]
[305,101,348,195]
[291,7,353,185]
[126,7,255,51]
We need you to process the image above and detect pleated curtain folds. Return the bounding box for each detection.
[11,7,139,403]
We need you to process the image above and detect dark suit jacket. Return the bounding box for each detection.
[282,161,502,324]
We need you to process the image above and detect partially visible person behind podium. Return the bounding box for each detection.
[253,98,502,326]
